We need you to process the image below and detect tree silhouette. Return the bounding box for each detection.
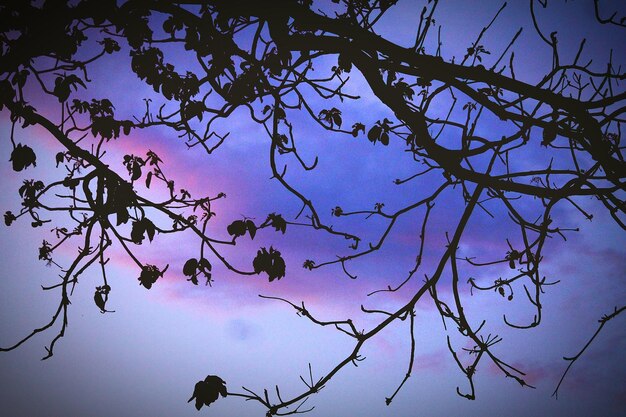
[1,0,624,415]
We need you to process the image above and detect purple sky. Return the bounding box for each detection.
[1,1,625,416]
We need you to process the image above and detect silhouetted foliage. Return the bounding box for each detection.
[188,375,228,410]
[1,0,625,415]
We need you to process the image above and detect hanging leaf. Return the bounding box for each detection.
[245,220,257,240]
[143,218,156,242]
[266,213,287,234]
[131,164,141,181]
[188,375,227,410]
[55,152,65,167]
[94,289,106,313]
[138,264,167,289]
[130,220,146,244]
[367,125,381,143]
[53,74,86,102]
[10,143,37,171]
[183,258,198,276]
[367,120,392,146]
[253,247,286,282]
[227,220,247,238]
[198,258,212,285]
[253,248,270,274]
[318,108,342,128]
[4,211,16,226]
[351,122,365,137]
[130,218,156,243]
[93,284,115,314]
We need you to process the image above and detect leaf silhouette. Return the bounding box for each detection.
[183,258,198,276]
[198,258,212,285]
[246,220,257,240]
[55,152,65,167]
[93,286,113,313]
[266,213,287,234]
[183,258,199,285]
[367,125,381,143]
[351,122,365,137]
[138,264,167,289]
[94,291,106,312]
[129,218,155,244]
[130,220,146,244]
[227,219,257,240]
[188,375,227,410]
[253,247,286,282]
[367,120,392,146]
[143,218,156,242]
[227,220,247,238]
[10,143,37,171]
[52,74,86,102]
[4,211,16,226]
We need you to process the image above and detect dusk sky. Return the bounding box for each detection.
[1,1,625,416]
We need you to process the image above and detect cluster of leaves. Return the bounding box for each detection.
[0,1,91,72]
[494,278,513,301]
[465,44,491,62]
[351,122,365,137]
[123,154,146,182]
[137,264,167,290]
[222,67,267,105]
[102,178,137,226]
[265,213,287,234]
[4,211,17,226]
[130,47,199,101]
[505,249,521,269]
[130,217,156,244]
[182,258,212,286]
[367,119,392,145]
[37,240,52,262]
[53,74,86,103]
[253,247,286,282]
[227,219,257,240]
[9,143,36,171]
[142,150,163,188]
[70,98,134,140]
[188,375,227,410]
[19,179,44,209]
[318,108,342,129]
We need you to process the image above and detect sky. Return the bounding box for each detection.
[1,1,625,416]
